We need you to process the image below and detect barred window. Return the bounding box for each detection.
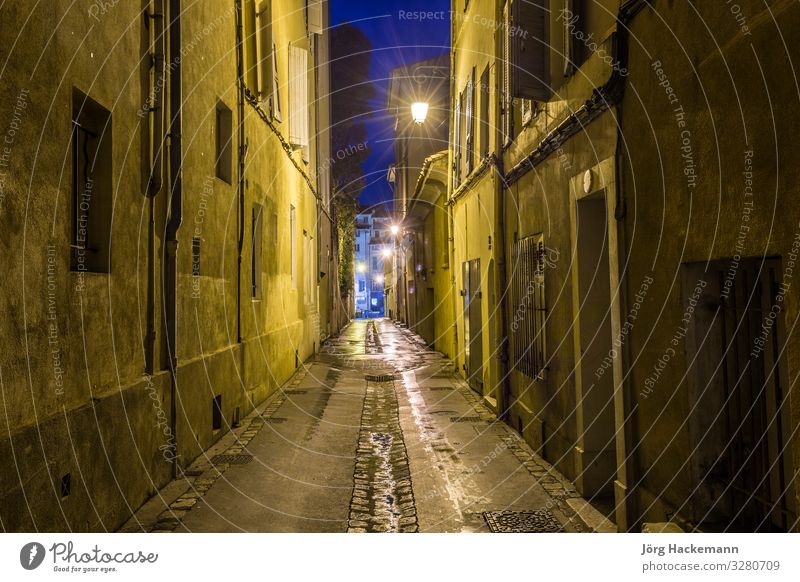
[510,234,547,378]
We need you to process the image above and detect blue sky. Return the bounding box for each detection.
[331,0,450,210]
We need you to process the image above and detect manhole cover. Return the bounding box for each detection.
[450,416,482,423]
[210,454,253,465]
[365,374,395,382]
[483,510,564,533]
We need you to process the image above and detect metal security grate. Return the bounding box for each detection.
[450,416,482,423]
[265,417,288,423]
[483,510,564,533]
[365,374,396,383]
[283,389,308,395]
[210,454,253,465]
[428,386,454,391]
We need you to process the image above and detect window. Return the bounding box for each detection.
[288,44,309,148]
[355,243,360,252]
[252,203,263,297]
[358,280,366,292]
[290,204,297,289]
[372,256,378,271]
[255,1,273,104]
[71,88,112,273]
[479,65,490,158]
[453,91,462,186]
[215,100,233,183]
[303,230,315,303]
[307,0,323,34]
[510,234,547,378]
[465,69,475,173]
[564,0,587,75]
[272,43,282,121]
[510,0,550,101]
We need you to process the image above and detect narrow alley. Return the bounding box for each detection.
[122,320,607,533]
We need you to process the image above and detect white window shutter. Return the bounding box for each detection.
[255,1,272,103]
[307,0,323,35]
[288,44,309,147]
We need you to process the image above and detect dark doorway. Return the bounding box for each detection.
[685,259,797,531]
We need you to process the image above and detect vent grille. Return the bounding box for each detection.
[210,454,253,466]
[483,510,564,533]
[450,416,482,423]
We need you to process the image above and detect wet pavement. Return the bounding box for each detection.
[121,319,613,533]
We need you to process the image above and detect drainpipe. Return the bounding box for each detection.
[164,0,183,478]
[145,0,166,375]
[235,0,246,343]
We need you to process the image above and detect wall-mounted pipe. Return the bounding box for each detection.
[145,0,166,375]
[164,0,183,478]
[235,0,246,344]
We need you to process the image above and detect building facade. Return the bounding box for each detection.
[421,0,800,531]
[0,0,340,531]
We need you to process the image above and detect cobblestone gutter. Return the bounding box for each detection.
[347,376,418,533]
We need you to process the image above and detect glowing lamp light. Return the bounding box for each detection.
[411,102,429,124]
[390,225,400,236]
[357,263,366,273]
[382,248,392,259]
[375,275,384,284]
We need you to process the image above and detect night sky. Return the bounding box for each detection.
[331,0,450,211]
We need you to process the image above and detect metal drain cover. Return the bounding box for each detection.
[483,510,564,533]
[450,416,482,423]
[265,417,288,423]
[428,386,454,391]
[284,389,308,395]
[365,374,396,382]
[210,454,253,465]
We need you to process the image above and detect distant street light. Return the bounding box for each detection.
[375,275,384,284]
[411,102,429,124]
[390,224,399,236]
[357,262,366,273]
[382,248,392,259]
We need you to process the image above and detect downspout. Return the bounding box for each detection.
[235,0,246,343]
[145,0,166,375]
[164,0,183,478]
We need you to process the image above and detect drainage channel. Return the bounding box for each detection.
[364,320,383,354]
[347,374,418,533]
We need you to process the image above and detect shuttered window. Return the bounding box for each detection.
[511,0,550,101]
[453,91,462,187]
[255,1,272,104]
[510,234,547,378]
[465,70,475,174]
[480,65,490,158]
[307,0,323,34]
[288,44,309,148]
[272,42,282,121]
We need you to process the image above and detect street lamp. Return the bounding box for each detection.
[411,101,429,124]
[390,224,399,236]
[375,275,384,284]
[357,262,366,273]
[382,248,392,259]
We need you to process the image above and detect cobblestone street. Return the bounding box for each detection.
[122,320,614,533]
